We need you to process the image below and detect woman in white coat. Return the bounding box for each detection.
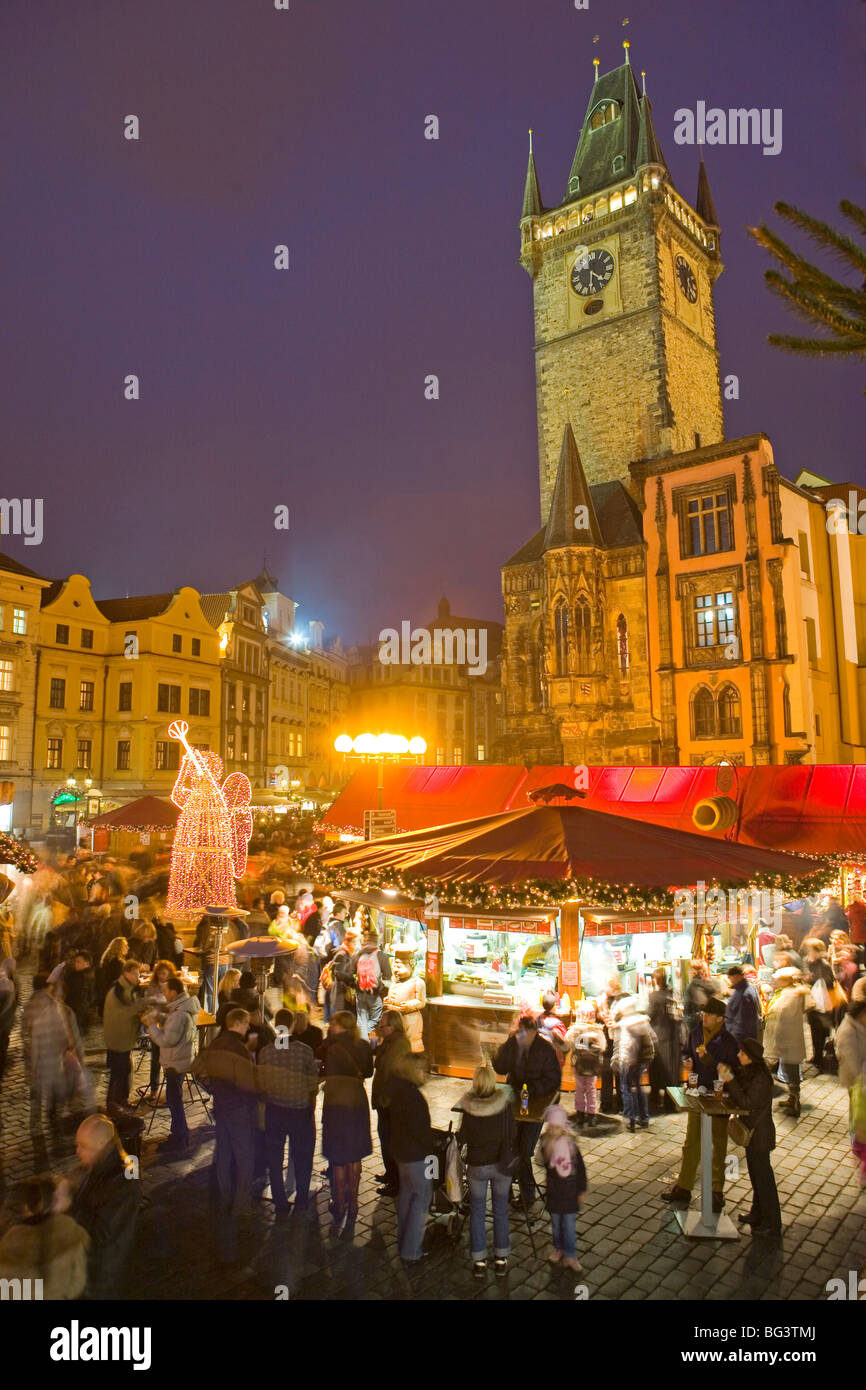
[763,968,813,1118]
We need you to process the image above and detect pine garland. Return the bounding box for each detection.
[0,833,40,874]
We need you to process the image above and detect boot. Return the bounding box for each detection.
[575,1111,586,1127]
[341,1208,357,1241]
[586,1114,598,1129]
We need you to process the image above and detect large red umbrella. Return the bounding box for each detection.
[318,804,822,889]
[89,796,179,830]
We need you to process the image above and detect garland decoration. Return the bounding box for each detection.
[0,833,40,874]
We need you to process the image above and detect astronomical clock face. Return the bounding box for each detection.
[570,246,615,297]
[675,253,698,303]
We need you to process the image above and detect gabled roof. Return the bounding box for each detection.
[521,142,543,219]
[96,593,175,622]
[0,551,51,583]
[503,479,643,568]
[566,61,641,202]
[199,592,234,629]
[543,424,603,550]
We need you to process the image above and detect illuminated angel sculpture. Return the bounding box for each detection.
[164,721,253,917]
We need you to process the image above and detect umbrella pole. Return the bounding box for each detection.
[213,918,224,1016]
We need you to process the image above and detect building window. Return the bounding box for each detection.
[554,602,569,676]
[55,624,69,645]
[0,660,14,692]
[453,746,463,765]
[804,617,818,666]
[172,634,182,653]
[783,683,792,737]
[296,733,302,757]
[191,638,201,657]
[189,688,210,717]
[692,686,716,739]
[49,677,66,709]
[47,737,63,769]
[590,100,620,130]
[116,739,131,770]
[155,740,180,771]
[477,743,486,762]
[609,190,623,213]
[624,185,637,206]
[682,491,733,557]
[227,686,236,713]
[118,681,132,712]
[815,711,822,737]
[80,628,94,649]
[574,598,591,672]
[435,746,445,766]
[157,683,181,713]
[616,614,629,676]
[12,609,26,635]
[77,739,92,770]
[717,684,742,737]
[798,531,812,580]
[0,726,10,761]
[79,680,95,711]
[695,592,736,649]
[242,604,256,625]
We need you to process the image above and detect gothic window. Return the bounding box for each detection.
[616,613,629,676]
[692,686,716,739]
[783,683,792,736]
[589,101,621,130]
[717,684,742,738]
[681,490,734,557]
[695,591,736,649]
[612,155,625,174]
[574,598,591,672]
[554,603,569,676]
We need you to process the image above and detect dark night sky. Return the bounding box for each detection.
[2,0,863,646]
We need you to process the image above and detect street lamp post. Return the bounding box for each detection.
[334,732,427,818]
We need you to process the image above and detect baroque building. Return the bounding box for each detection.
[502,48,866,767]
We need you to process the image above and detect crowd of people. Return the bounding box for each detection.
[0,850,864,1298]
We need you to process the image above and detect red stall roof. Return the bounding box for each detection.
[322,765,866,855]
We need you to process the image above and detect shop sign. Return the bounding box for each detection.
[363,809,397,841]
[451,916,551,935]
[561,960,580,986]
[425,952,438,976]
[583,918,677,937]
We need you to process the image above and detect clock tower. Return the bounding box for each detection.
[520,47,725,518]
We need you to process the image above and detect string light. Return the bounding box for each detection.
[164,721,253,917]
[0,832,39,874]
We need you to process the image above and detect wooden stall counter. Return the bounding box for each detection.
[427,995,575,1089]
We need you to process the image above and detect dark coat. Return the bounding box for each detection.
[724,1061,776,1153]
[724,979,761,1043]
[683,975,723,1035]
[388,1076,432,1164]
[456,1086,514,1167]
[70,1146,142,1300]
[685,1021,739,1089]
[646,987,682,1085]
[492,1032,560,1097]
[544,1148,588,1215]
[192,1030,257,1123]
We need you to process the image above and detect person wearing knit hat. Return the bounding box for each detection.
[540,1103,587,1272]
[661,988,739,1210]
[717,1038,782,1237]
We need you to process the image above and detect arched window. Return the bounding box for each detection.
[692,686,715,739]
[718,684,742,738]
[574,597,591,672]
[589,101,621,130]
[617,614,629,676]
[554,602,569,676]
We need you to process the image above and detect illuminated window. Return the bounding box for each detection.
[477,743,486,762]
[624,185,637,205]
[453,746,463,764]
[116,740,131,770]
[296,733,302,757]
[589,101,621,130]
[717,685,742,737]
[46,737,62,769]
[0,726,10,761]
[436,746,445,766]
[13,609,26,635]
[617,614,629,675]
[554,602,569,676]
[0,660,14,692]
[595,196,608,218]
[79,681,94,711]
[77,739,92,770]
[695,592,736,649]
[609,191,623,213]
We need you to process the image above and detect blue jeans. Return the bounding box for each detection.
[202,963,227,1014]
[396,1159,432,1260]
[356,995,383,1041]
[165,1068,188,1140]
[550,1211,577,1259]
[467,1163,512,1262]
[620,1064,648,1123]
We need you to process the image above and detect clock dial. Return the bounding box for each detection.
[571,246,614,297]
[675,254,698,303]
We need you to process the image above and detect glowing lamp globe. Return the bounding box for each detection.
[334,735,353,753]
[353,733,378,755]
[408,737,427,756]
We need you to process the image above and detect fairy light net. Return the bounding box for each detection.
[164,721,253,918]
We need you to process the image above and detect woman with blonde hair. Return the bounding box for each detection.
[143,959,180,1102]
[456,1061,515,1279]
[318,1010,374,1240]
[96,937,128,1008]
[128,919,157,969]
[215,969,243,1030]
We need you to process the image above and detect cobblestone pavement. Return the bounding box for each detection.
[1,989,864,1302]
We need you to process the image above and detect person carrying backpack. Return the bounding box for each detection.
[349,929,392,1041]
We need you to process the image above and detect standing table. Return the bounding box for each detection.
[666,1085,747,1240]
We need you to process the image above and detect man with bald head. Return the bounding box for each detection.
[60,1114,142,1299]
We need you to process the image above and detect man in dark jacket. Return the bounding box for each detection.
[683,960,723,1035]
[661,997,739,1211]
[719,1037,781,1236]
[64,1114,141,1299]
[257,1010,319,1216]
[371,1010,412,1196]
[388,1054,433,1262]
[724,966,761,1044]
[192,1008,257,1225]
[492,1014,560,1206]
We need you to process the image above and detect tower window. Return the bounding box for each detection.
[612,155,625,174]
[717,684,742,738]
[624,185,637,206]
[682,490,733,557]
[617,614,629,676]
[569,176,580,195]
[692,686,716,739]
[695,592,736,649]
[609,191,623,212]
[574,598,591,673]
[554,602,569,676]
[589,101,621,130]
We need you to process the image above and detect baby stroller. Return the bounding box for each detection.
[427,1122,469,1242]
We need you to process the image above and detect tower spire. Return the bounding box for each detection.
[623,39,630,64]
[521,129,543,220]
[696,143,720,228]
[543,423,603,550]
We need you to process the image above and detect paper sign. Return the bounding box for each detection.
[561,960,580,986]
[427,928,439,953]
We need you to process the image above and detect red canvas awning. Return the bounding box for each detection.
[89,796,178,830]
[320,765,527,833]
